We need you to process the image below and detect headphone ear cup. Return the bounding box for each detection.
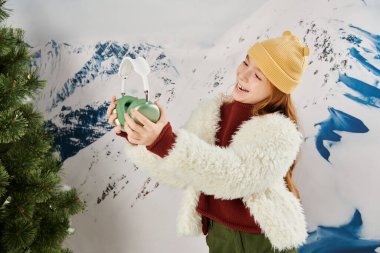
[128,99,161,125]
[141,101,160,123]
[127,99,146,126]
[115,95,136,130]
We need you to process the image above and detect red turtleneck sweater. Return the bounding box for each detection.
[116,99,263,235]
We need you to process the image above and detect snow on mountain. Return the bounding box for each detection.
[30,40,179,161]
[31,40,95,111]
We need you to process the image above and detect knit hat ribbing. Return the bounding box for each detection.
[247,31,310,94]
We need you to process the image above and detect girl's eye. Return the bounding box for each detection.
[255,74,262,81]
[242,60,262,81]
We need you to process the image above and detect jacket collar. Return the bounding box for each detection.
[185,92,294,146]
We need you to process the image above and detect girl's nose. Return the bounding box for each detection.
[239,69,251,83]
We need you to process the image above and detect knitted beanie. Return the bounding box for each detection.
[247,30,310,94]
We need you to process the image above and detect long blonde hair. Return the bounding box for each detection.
[224,82,302,199]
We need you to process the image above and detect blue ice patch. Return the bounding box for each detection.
[338,73,380,108]
[314,107,368,162]
[299,209,380,253]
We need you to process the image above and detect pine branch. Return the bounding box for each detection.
[0,0,11,22]
[0,161,10,197]
[0,1,86,251]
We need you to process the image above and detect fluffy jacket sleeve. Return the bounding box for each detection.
[123,111,304,199]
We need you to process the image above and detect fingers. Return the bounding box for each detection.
[124,112,144,133]
[127,135,139,145]
[130,109,154,128]
[114,124,122,134]
[107,96,117,118]
[108,113,118,126]
[106,105,114,118]
[155,100,167,123]
[123,122,141,142]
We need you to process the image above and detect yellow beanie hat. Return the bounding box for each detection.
[247,30,310,94]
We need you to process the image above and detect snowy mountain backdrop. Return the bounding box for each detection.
[10,0,380,252]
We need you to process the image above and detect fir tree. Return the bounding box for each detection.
[0,1,86,252]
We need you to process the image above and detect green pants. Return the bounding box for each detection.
[205,219,298,253]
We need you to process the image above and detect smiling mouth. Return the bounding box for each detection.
[237,82,249,92]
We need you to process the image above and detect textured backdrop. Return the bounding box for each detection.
[6,0,380,252]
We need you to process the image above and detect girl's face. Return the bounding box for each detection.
[233,54,272,104]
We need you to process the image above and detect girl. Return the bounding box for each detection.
[107,30,310,253]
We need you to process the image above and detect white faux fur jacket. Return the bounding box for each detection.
[122,92,308,251]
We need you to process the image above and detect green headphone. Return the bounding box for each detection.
[112,56,160,131]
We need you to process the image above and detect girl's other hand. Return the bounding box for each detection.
[123,100,169,146]
[106,95,123,134]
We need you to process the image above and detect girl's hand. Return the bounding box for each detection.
[106,95,123,134]
[123,100,169,146]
